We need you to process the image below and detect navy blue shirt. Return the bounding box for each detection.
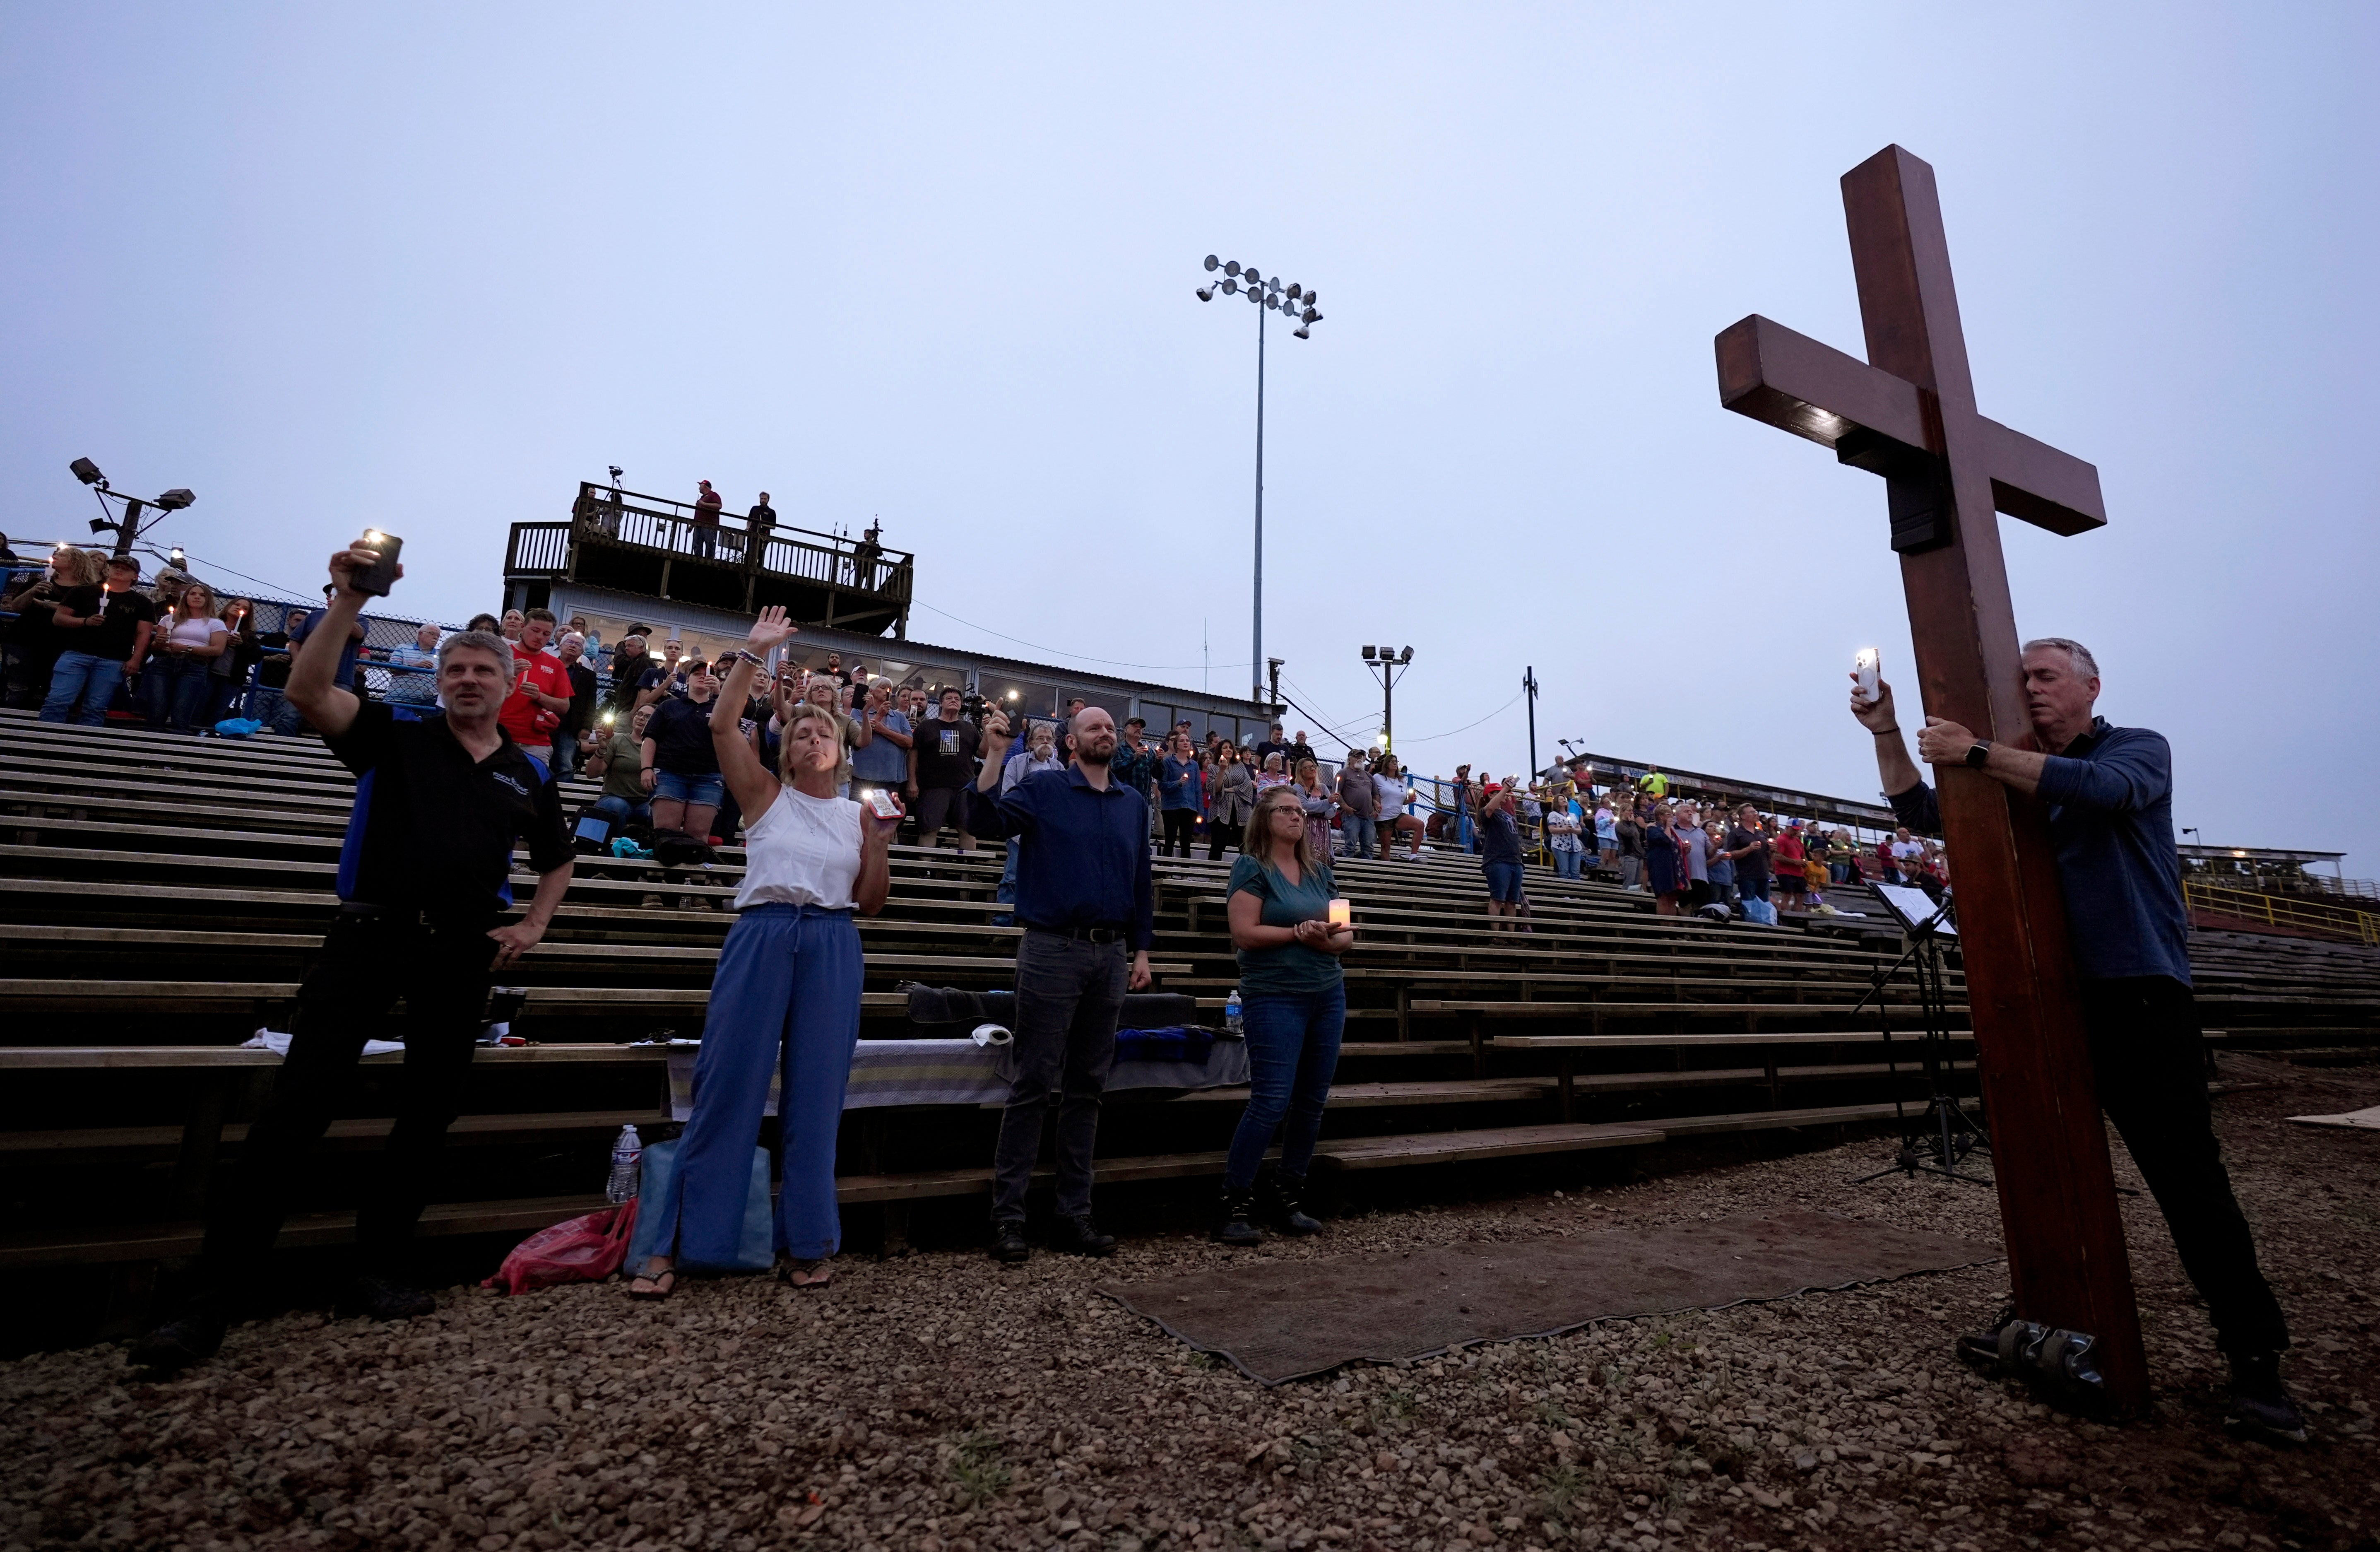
[1887,718,2190,985]
[963,763,1155,950]
[290,605,361,691]
[1479,807,1524,865]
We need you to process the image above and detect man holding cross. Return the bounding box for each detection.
[1717,142,2297,1430]
[1853,642,2302,1442]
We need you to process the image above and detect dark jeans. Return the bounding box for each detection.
[992,930,1127,1221]
[1225,982,1346,1189]
[1739,873,1771,903]
[2078,976,2287,1356]
[199,909,500,1284]
[1160,807,1198,857]
[144,656,215,732]
[1207,820,1243,860]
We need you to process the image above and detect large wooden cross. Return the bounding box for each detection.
[1715,144,2147,1410]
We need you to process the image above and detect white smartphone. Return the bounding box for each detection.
[1853,648,1881,704]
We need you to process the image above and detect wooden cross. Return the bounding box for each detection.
[1714,144,2147,1410]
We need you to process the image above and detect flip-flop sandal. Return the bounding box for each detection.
[627,1268,676,1301]
[777,1258,832,1289]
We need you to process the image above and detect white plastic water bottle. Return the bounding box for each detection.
[605,1124,643,1203]
[1225,990,1243,1035]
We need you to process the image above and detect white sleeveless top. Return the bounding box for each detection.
[734,786,863,911]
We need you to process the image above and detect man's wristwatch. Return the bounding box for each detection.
[1964,741,1994,770]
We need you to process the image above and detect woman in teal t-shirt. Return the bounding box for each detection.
[1219,784,1355,1246]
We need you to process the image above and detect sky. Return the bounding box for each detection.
[4,4,2375,865]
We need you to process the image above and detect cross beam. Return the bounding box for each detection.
[1715,144,2148,1410]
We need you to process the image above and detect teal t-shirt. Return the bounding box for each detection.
[1228,853,1343,996]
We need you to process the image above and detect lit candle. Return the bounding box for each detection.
[1327,899,1350,928]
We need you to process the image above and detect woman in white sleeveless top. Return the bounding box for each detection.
[630,608,891,1297]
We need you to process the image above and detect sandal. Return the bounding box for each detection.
[777,1257,833,1289]
[627,1264,676,1301]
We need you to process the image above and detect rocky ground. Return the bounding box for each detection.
[2,1051,2374,1552]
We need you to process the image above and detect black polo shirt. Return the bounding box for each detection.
[328,702,571,918]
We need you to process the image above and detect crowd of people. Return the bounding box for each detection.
[84,528,2304,1443]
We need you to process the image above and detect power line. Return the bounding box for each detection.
[911,600,1253,675]
[1396,689,1525,746]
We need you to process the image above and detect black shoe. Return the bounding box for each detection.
[989,1220,1031,1265]
[1259,1171,1323,1236]
[128,1303,226,1374]
[1047,1214,1116,1258]
[1214,1189,1262,1247]
[337,1274,436,1322]
[2226,1352,2309,1444]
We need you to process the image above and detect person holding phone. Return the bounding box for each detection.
[628,608,891,1298]
[964,703,1155,1263]
[132,536,573,1371]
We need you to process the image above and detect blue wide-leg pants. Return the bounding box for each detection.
[655,902,863,1265]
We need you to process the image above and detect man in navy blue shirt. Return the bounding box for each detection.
[1855,637,2301,1441]
[965,705,1154,1265]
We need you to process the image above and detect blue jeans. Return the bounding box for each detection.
[40,651,124,725]
[993,837,1020,925]
[1341,813,1376,860]
[1552,846,1584,879]
[592,794,651,827]
[1225,982,1346,1190]
[1739,874,1772,903]
[144,657,215,732]
[1483,860,1526,902]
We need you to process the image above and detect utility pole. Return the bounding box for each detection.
[1524,666,1540,781]
[1266,657,1284,712]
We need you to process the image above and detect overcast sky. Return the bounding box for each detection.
[5,5,2373,864]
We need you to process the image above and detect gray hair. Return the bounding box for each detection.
[2022,637,2099,678]
[436,629,516,683]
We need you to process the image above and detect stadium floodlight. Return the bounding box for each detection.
[1194,253,1327,709]
[69,455,197,558]
[1360,643,1413,751]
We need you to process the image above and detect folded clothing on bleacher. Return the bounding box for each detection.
[665,1032,1249,1119]
[902,984,1199,1030]
[1114,1025,1213,1063]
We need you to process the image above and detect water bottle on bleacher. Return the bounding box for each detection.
[1225,990,1243,1035]
[605,1125,643,1204]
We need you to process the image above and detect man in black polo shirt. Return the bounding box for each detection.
[133,536,574,1372]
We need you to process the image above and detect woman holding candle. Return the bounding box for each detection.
[1217,784,1355,1246]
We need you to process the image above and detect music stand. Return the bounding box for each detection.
[1852,884,1991,1186]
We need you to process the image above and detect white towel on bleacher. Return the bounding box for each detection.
[243,1029,407,1058]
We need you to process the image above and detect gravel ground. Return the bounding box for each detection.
[2,1051,2373,1552]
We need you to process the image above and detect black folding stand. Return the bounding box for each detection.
[1852,890,1991,1186]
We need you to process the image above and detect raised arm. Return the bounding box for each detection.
[714,607,800,821]
[1851,674,1926,800]
[288,539,392,738]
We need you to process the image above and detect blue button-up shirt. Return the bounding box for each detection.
[1887,718,2191,985]
[963,764,1155,950]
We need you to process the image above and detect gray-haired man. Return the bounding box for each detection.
[1854,636,2302,1442]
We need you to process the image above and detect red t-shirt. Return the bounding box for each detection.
[499,647,572,747]
[1774,832,1805,867]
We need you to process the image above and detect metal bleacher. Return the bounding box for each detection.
[5,709,2376,1293]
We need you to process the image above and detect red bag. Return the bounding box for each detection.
[481,1200,640,1296]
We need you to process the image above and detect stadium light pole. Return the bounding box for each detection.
[1361,644,1413,752]
[1196,256,1323,707]
[70,457,196,560]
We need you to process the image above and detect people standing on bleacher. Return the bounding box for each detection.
[384,620,443,706]
[627,609,892,1299]
[41,552,154,726]
[498,608,572,766]
[1478,782,1528,930]
[1158,731,1203,858]
[131,536,575,1373]
[206,598,261,723]
[640,658,724,844]
[964,704,1155,1265]
[1215,784,1355,1246]
[140,580,231,733]
[552,632,598,778]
